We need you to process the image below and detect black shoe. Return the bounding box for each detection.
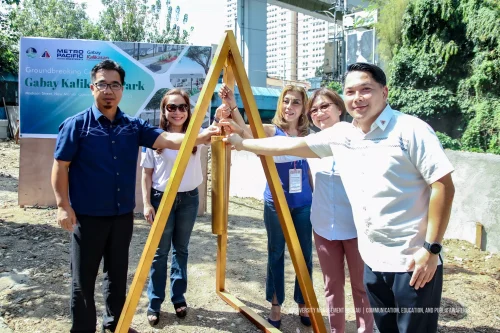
[174,301,187,318]
[267,317,281,329]
[299,314,311,326]
[267,303,281,329]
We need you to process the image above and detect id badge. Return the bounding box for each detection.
[289,169,302,193]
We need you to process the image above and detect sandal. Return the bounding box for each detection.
[147,309,160,326]
[173,301,187,318]
[267,303,281,329]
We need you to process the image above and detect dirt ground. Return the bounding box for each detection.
[0,140,499,333]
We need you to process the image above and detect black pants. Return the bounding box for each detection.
[363,264,443,333]
[70,212,133,333]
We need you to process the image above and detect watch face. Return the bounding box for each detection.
[430,243,442,254]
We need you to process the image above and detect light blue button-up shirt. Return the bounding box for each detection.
[308,156,357,241]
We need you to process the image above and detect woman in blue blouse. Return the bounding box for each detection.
[217,84,314,329]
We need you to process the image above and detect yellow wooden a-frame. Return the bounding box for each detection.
[115,30,326,333]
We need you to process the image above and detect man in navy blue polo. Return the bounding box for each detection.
[51,59,217,333]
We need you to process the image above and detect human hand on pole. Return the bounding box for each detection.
[197,125,221,144]
[223,132,244,151]
[218,118,244,137]
[219,83,237,110]
[215,104,232,120]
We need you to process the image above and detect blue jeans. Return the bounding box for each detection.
[147,188,199,312]
[263,201,313,305]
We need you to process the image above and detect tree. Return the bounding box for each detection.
[99,0,193,43]
[11,0,104,39]
[185,46,212,74]
[0,0,19,74]
[388,0,500,154]
[3,0,103,74]
[372,0,409,64]
[326,81,342,94]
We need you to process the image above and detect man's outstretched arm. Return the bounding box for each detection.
[224,133,319,158]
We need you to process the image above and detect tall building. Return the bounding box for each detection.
[296,12,335,80]
[225,0,336,83]
[267,5,297,81]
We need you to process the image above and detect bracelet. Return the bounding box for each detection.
[230,105,238,112]
[214,117,220,123]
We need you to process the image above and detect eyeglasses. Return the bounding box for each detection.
[93,82,123,91]
[309,102,335,116]
[282,98,302,106]
[166,103,189,112]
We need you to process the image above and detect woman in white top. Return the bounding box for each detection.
[307,88,374,333]
[141,89,203,326]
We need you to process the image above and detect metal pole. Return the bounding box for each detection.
[211,136,230,235]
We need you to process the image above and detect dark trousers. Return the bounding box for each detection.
[363,264,443,333]
[70,212,134,333]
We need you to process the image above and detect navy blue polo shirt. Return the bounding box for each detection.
[54,105,163,216]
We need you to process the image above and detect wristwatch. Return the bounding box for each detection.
[423,241,442,255]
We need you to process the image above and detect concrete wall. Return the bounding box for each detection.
[445,151,500,253]
[229,150,500,253]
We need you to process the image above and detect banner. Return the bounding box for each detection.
[19,37,213,138]
[346,29,375,68]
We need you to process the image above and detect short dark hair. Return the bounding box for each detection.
[307,87,347,116]
[90,60,125,85]
[342,62,386,87]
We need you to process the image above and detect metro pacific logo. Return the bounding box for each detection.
[57,49,84,60]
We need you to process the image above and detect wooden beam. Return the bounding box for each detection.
[475,222,483,250]
[115,32,231,333]
[217,290,282,333]
[226,31,327,333]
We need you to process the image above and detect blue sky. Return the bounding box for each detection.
[75,0,226,46]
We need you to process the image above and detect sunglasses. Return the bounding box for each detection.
[166,103,189,112]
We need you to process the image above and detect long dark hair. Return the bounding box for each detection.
[159,88,197,154]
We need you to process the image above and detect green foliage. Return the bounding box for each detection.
[388,0,500,154]
[326,81,342,94]
[461,100,500,154]
[436,131,461,150]
[3,0,104,74]
[1,0,194,74]
[389,86,457,121]
[99,0,192,43]
[372,0,409,64]
[12,0,104,39]
[0,0,18,73]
